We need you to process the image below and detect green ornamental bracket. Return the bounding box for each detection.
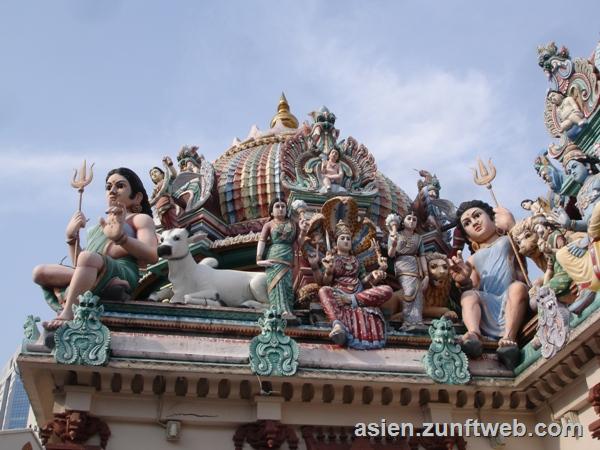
[249,308,299,377]
[22,315,41,350]
[54,291,111,366]
[422,318,470,385]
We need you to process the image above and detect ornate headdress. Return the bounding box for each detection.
[177,145,202,170]
[334,219,352,239]
[561,144,588,166]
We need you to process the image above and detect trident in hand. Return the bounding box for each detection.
[472,157,531,287]
[70,160,94,262]
[71,160,94,211]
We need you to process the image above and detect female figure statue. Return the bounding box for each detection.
[386,212,427,330]
[256,197,299,320]
[319,149,344,193]
[33,168,158,329]
[310,220,393,349]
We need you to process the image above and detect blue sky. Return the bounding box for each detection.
[1,0,599,365]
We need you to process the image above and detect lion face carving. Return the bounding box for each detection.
[427,256,449,288]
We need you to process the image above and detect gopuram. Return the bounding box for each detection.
[15,38,600,450]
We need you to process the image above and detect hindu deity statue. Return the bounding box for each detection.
[512,216,573,304]
[547,90,586,137]
[32,168,158,329]
[550,147,600,261]
[304,197,393,349]
[312,221,392,349]
[149,156,183,230]
[449,200,529,369]
[533,153,568,212]
[413,170,457,238]
[385,212,427,330]
[256,196,303,320]
[318,148,345,194]
[164,144,215,216]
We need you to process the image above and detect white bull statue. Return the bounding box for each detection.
[151,228,268,309]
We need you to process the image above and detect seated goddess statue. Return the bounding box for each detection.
[308,220,393,349]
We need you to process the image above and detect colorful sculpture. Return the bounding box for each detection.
[385,212,427,330]
[33,168,158,329]
[306,197,393,349]
[172,145,214,213]
[318,148,345,194]
[450,201,529,369]
[413,170,457,237]
[256,197,301,319]
[149,156,182,229]
[557,202,600,291]
[422,252,459,321]
[547,90,586,136]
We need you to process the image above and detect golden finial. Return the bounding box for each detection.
[270,92,299,129]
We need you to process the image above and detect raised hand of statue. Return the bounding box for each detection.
[378,255,388,271]
[163,156,173,165]
[65,211,87,240]
[370,269,386,283]
[549,207,570,228]
[321,250,334,273]
[299,218,310,234]
[493,206,515,233]
[567,236,589,258]
[449,251,472,286]
[100,203,126,243]
[307,243,321,269]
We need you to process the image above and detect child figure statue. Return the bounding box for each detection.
[449,200,529,369]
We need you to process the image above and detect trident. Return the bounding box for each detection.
[70,160,94,262]
[471,157,531,287]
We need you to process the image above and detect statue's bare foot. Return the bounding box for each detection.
[460,331,483,358]
[42,316,71,331]
[329,323,347,345]
[496,337,520,370]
